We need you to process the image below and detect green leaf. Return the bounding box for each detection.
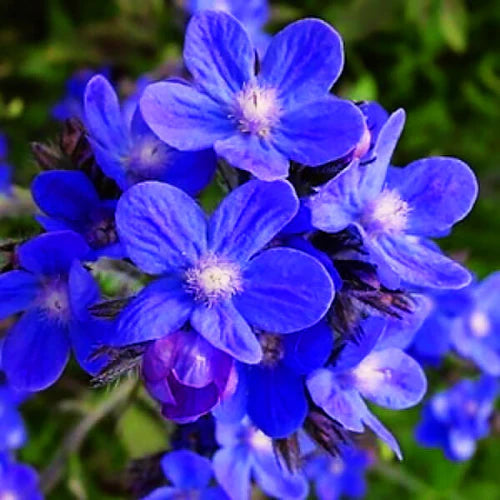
[439,0,468,52]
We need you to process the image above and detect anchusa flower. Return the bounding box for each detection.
[140,11,364,180]
[0,231,110,391]
[416,376,498,461]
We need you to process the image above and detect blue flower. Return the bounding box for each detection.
[140,11,365,181]
[84,74,216,194]
[308,109,478,289]
[187,0,271,55]
[415,376,498,461]
[224,321,333,438]
[0,381,26,452]
[305,446,371,500]
[32,170,123,260]
[113,180,334,364]
[143,449,227,500]
[213,418,308,500]
[307,317,428,459]
[0,454,42,500]
[0,231,111,391]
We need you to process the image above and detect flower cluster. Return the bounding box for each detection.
[1,1,496,499]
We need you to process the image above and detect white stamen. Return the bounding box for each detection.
[185,255,242,305]
[233,83,281,138]
[362,188,410,234]
[469,310,490,338]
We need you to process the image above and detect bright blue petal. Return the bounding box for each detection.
[2,309,70,391]
[373,235,472,289]
[212,368,248,424]
[208,180,297,262]
[31,170,98,222]
[387,158,478,236]
[259,19,344,108]
[307,369,365,432]
[361,405,402,459]
[116,181,207,274]
[447,429,477,461]
[141,486,182,500]
[140,81,234,151]
[214,133,290,181]
[18,231,89,276]
[184,10,254,103]
[0,271,38,320]
[275,97,364,166]
[234,248,334,333]
[213,445,252,500]
[350,348,427,409]
[161,450,212,489]
[191,301,262,364]
[283,321,333,375]
[252,446,309,500]
[245,363,307,438]
[115,277,194,346]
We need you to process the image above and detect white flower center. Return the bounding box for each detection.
[127,136,170,182]
[248,428,272,451]
[234,83,281,138]
[469,310,490,338]
[0,492,18,500]
[185,255,242,305]
[363,188,410,234]
[39,279,70,320]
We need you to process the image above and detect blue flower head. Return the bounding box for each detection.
[416,376,498,461]
[213,418,308,500]
[305,446,371,500]
[140,11,365,181]
[142,449,227,500]
[31,170,122,260]
[307,317,428,459]
[0,454,42,500]
[308,109,478,289]
[0,231,111,391]
[113,180,334,365]
[84,74,216,194]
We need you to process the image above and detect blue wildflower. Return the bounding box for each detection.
[0,454,42,500]
[308,109,478,289]
[113,180,334,364]
[187,0,271,55]
[213,418,308,500]
[305,446,371,500]
[140,11,365,181]
[416,376,498,461]
[84,74,216,194]
[31,170,123,260]
[142,449,227,500]
[231,321,333,438]
[307,317,427,458]
[0,231,111,391]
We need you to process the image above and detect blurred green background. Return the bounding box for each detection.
[0,0,499,498]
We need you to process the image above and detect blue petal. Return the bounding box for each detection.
[447,429,477,461]
[116,181,207,274]
[214,133,290,181]
[68,261,99,319]
[2,309,70,391]
[191,301,262,364]
[35,215,73,232]
[184,10,254,102]
[0,271,38,320]
[213,445,252,500]
[18,231,90,277]
[282,321,333,375]
[234,248,334,333]
[387,157,478,236]
[208,180,297,262]
[275,97,364,166]
[361,405,402,459]
[244,363,307,438]
[307,369,365,432]
[31,170,98,221]
[115,277,194,346]
[212,366,248,424]
[259,19,344,108]
[0,397,26,451]
[333,317,386,372]
[141,486,183,500]
[252,445,309,499]
[373,235,472,289]
[140,81,234,151]
[161,450,212,489]
[351,348,427,409]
